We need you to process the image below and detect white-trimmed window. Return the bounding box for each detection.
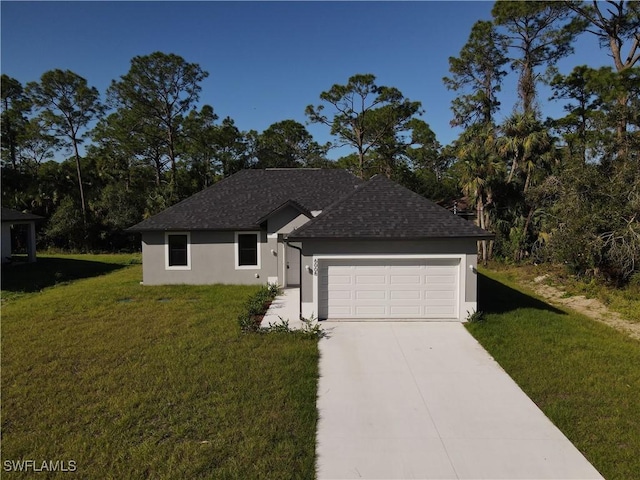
[235,231,261,269]
[165,232,191,270]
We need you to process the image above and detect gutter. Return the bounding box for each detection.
[284,239,303,320]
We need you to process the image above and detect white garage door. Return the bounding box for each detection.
[319,258,460,320]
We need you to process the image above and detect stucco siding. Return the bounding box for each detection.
[140,207,312,286]
[265,206,312,284]
[140,231,480,320]
[266,206,310,235]
[141,230,274,285]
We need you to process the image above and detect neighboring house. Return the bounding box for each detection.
[1,207,43,264]
[129,169,493,322]
[446,196,477,223]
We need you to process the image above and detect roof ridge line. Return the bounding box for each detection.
[286,176,372,238]
[286,173,494,240]
[264,167,322,170]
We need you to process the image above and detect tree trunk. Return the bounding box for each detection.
[507,153,519,183]
[477,196,487,265]
[72,138,88,250]
[2,98,18,169]
[72,139,87,224]
[520,205,535,261]
[524,164,532,192]
[357,148,365,179]
[154,158,162,187]
[167,125,177,197]
[485,192,494,261]
[520,57,535,115]
[9,129,17,170]
[616,93,628,160]
[484,207,493,262]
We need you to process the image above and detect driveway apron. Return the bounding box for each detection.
[316,322,603,480]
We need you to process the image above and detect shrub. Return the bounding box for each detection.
[238,284,278,332]
[466,310,485,323]
[263,315,326,338]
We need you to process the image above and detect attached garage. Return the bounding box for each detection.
[285,175,494,323]
[318,258,460,320]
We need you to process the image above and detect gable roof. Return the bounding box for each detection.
[128,169,362,232]
[287,174,493,240]
[255,199,312,225]
[1,207,43,223]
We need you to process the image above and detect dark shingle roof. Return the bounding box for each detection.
[128,169,362,231]
[287,174,493,240]
[1,207,43,223]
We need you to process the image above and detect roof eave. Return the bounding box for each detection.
[286,233,495,241]
[126,225,262,233]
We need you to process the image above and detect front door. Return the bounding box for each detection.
[286,244,301,286]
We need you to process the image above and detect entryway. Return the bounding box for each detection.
[285,243,300,287]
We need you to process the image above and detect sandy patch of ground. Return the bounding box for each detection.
[530,276,640,341]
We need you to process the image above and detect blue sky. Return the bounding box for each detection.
[2,1,610,159]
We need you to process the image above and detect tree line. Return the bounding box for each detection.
[2,1,638,285]
[444,1,639,285]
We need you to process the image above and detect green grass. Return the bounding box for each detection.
[5,255,638,479]
[1,255,319,479]
[468,268,640,480]
[1,253,141,301]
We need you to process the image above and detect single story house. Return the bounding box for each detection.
[1,207,43,264]
[129,169,493,322]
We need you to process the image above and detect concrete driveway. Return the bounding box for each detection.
[316,322,603,480]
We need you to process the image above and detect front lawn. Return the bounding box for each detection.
[468,269,640,480]
[1,255,318,479]
[1,253,140,301]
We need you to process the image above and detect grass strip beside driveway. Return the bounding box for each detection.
[468,269,640,480]
[1,259,318,479]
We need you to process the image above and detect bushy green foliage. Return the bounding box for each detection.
[262,317,292,333]
[267,282,282,297]
[466,309,485,323]
[263,315,326,338]
[238,284,279,332]
[43,196,86,250]
[532,159,640,285]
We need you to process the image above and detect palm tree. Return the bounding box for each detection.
[457,125,504,264]
[498,113,557,260]
[498,112,551,191]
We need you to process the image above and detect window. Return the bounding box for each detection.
[165,233,190,270]
[235,232,260,269]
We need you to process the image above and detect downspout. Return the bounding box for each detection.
[285,239,303,320]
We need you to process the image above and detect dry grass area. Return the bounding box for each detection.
[484,261,640,339]
[531,278,640,341]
